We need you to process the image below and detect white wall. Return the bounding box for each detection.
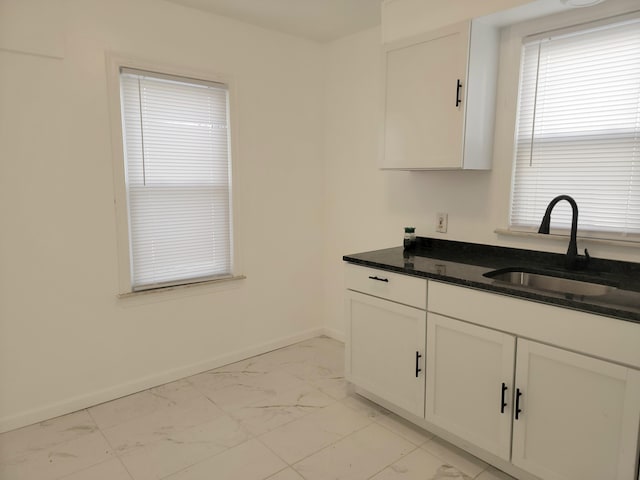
[2,0,639,433]
[322,2,640,338]
[0,0,326,432]
[381,0,532,43]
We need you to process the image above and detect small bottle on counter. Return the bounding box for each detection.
[403,227,416,250]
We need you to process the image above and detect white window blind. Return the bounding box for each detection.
[511,16,640,240]
[119,68,233,290]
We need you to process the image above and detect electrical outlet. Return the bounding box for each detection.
[436,213,448,233]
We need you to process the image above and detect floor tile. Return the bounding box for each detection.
[265,467,305,480]
[89,391,173,431]
[58,458,133,479]
[209,337,334,375]
[370,447,473,479]
[0,430,113,480]
[341,393,391,420]
[187,337,344,396]
[278,383,336,413]
[265,337,346,390]
[280,351,344,383]
[188,368,266,394]
[293,337,345,360]
[101,395,223,454]
[373,412,432,446]
[0,410,98,463]
[311,377,350,400]
[150,379,207,405]
[192,370,309,411]
[421,436,488,478]
[259,402,371,464]
[261,337,342,369]
[475,466,517,480]
[89,380,205,431]
[226,383,334,436]
[163,439,286,480]
[0,337,510,480]
[252,345,320,369]
[119,414,248,480]
[206,356,275,375]
[292,422,415,480]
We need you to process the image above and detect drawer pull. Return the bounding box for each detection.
[368,276,389,282]
[415,351,422,377]
[455,79,462,107]
[500,382,508,414]
[515,388,523,420]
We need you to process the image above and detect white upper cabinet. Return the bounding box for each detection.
[381,20,499,170]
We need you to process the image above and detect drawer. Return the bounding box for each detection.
[345,263,427,309]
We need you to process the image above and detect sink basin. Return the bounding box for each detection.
[484,269,617,297]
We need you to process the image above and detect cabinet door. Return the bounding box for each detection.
[425,313,515,460]
[382,22,469,170]
[512,339,640,480]
[345,291,426,417]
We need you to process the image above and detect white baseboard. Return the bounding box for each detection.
[322,327,345,343]
[0,327,324,434]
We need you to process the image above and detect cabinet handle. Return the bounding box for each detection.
[368,276,389,282]
[515,388,523,420]
[415,351,422,378]
[455,79,462,107]
[500,382,508,414]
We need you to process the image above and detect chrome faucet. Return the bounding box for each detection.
[538,195,590,270]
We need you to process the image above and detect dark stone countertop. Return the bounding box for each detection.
[343,237,640,324]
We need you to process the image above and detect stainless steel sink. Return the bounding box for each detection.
[484,270,617,297]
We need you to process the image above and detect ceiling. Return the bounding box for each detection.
[164,0,382,42]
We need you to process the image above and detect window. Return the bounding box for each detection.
[119,68,234,291]
[510,15,640,240]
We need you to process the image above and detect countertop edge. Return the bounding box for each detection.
[343,254,640,325]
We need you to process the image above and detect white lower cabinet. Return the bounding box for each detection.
[345,269,640,479]
[425,314,640,480]
[425,313,515,460]
[512,339,640,480]
[345,290,426,417]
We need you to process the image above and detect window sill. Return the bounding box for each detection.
[494,229,640,248]
[118,275,246,299]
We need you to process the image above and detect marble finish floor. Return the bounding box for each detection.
[0,336,515,480]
